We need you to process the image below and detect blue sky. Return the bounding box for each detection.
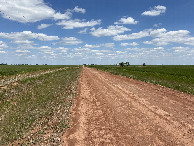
[0,0,194,65]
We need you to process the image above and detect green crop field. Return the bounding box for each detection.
[88,65,194,95]
[0,65,74,78]
[0,66,81,145]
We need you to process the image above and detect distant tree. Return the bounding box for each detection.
[126,62,130,66]
[0,63,7,65]
[119,62,124,67]
[143,63,146,66]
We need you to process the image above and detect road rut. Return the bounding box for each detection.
[63,67,194,145]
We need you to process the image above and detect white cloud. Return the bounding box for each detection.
[84,44,100,48]
[125,47,140,51]
[153,23,162,28]
[37,24,52,29]
[40,46,52,50]
[73,47,91,52]
[172,47,190,53]
[0,41,8,48]
[0,50,6,54]
[90,25,131,37]
[14,40,34,44]
[114,17,138,25]
[16,49,30,53]
[78,28,88,34]
[57,47,69,53]
[113,29,150,41]
[73,6,86,14]
[149,28,194,46]
[83,43,114,48]
[153,47,164,50]
[101,43,115,48]
[143,41,153,44]
[59,37,83,45]
[142,5,166,16]
[0,0,72,23]
[56,19,101,29]
[0,31,59,41]
[114,28,194,46]
[53,11,72,20]
[120,42,139,46]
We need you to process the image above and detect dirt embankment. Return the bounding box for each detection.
[63,67,194,146]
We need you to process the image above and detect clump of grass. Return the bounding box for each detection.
[89,65,194,95]
[0,67,81,145]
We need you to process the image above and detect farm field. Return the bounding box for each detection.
[0,65,73,78]
[88,65,194,95]
[0,66,81,145]
[1,65,194,145]
[63,67,194,145]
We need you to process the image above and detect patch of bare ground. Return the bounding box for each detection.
[63,67,194,145]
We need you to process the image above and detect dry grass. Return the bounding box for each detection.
[0,67,81,145]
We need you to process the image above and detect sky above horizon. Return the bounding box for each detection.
[0,0,194,65]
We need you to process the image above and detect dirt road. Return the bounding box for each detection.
[63,67,194,145]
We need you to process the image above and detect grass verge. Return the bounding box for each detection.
[88,65,194,95]
[0,67,81,145]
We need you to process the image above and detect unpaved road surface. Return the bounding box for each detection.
[63,67,194,145]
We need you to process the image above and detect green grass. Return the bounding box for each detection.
[0,65,78,78]
[0,67,81,145]
[88,65,194,95]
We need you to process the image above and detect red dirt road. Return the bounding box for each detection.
[63,67,194,145]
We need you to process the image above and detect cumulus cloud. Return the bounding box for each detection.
[0,31,59,41]
[113,29,150,41]
[172,46,190,53]
[78,28,88,34]
[56,19,101,29]
[142,5,166,16]
[14,40,34,44]
[0,41,8,48]
[84,43,115,48]
[90,25,131,37]
[84,44,100,48]
[120,42,139,46]
[153,23,162,28]
[0,50,6,54]
[0,0,72,23]
[59,37,83,45]
[114,17,138,25]
[114,28,194,46]
[53,11,72,20]
[101,43,115,48]
[16,49,30,53]
[57,47,69,53]
[149,28,194,46]
[37,24,52,29]
[143,41,153,44]
[73,6,86,14]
